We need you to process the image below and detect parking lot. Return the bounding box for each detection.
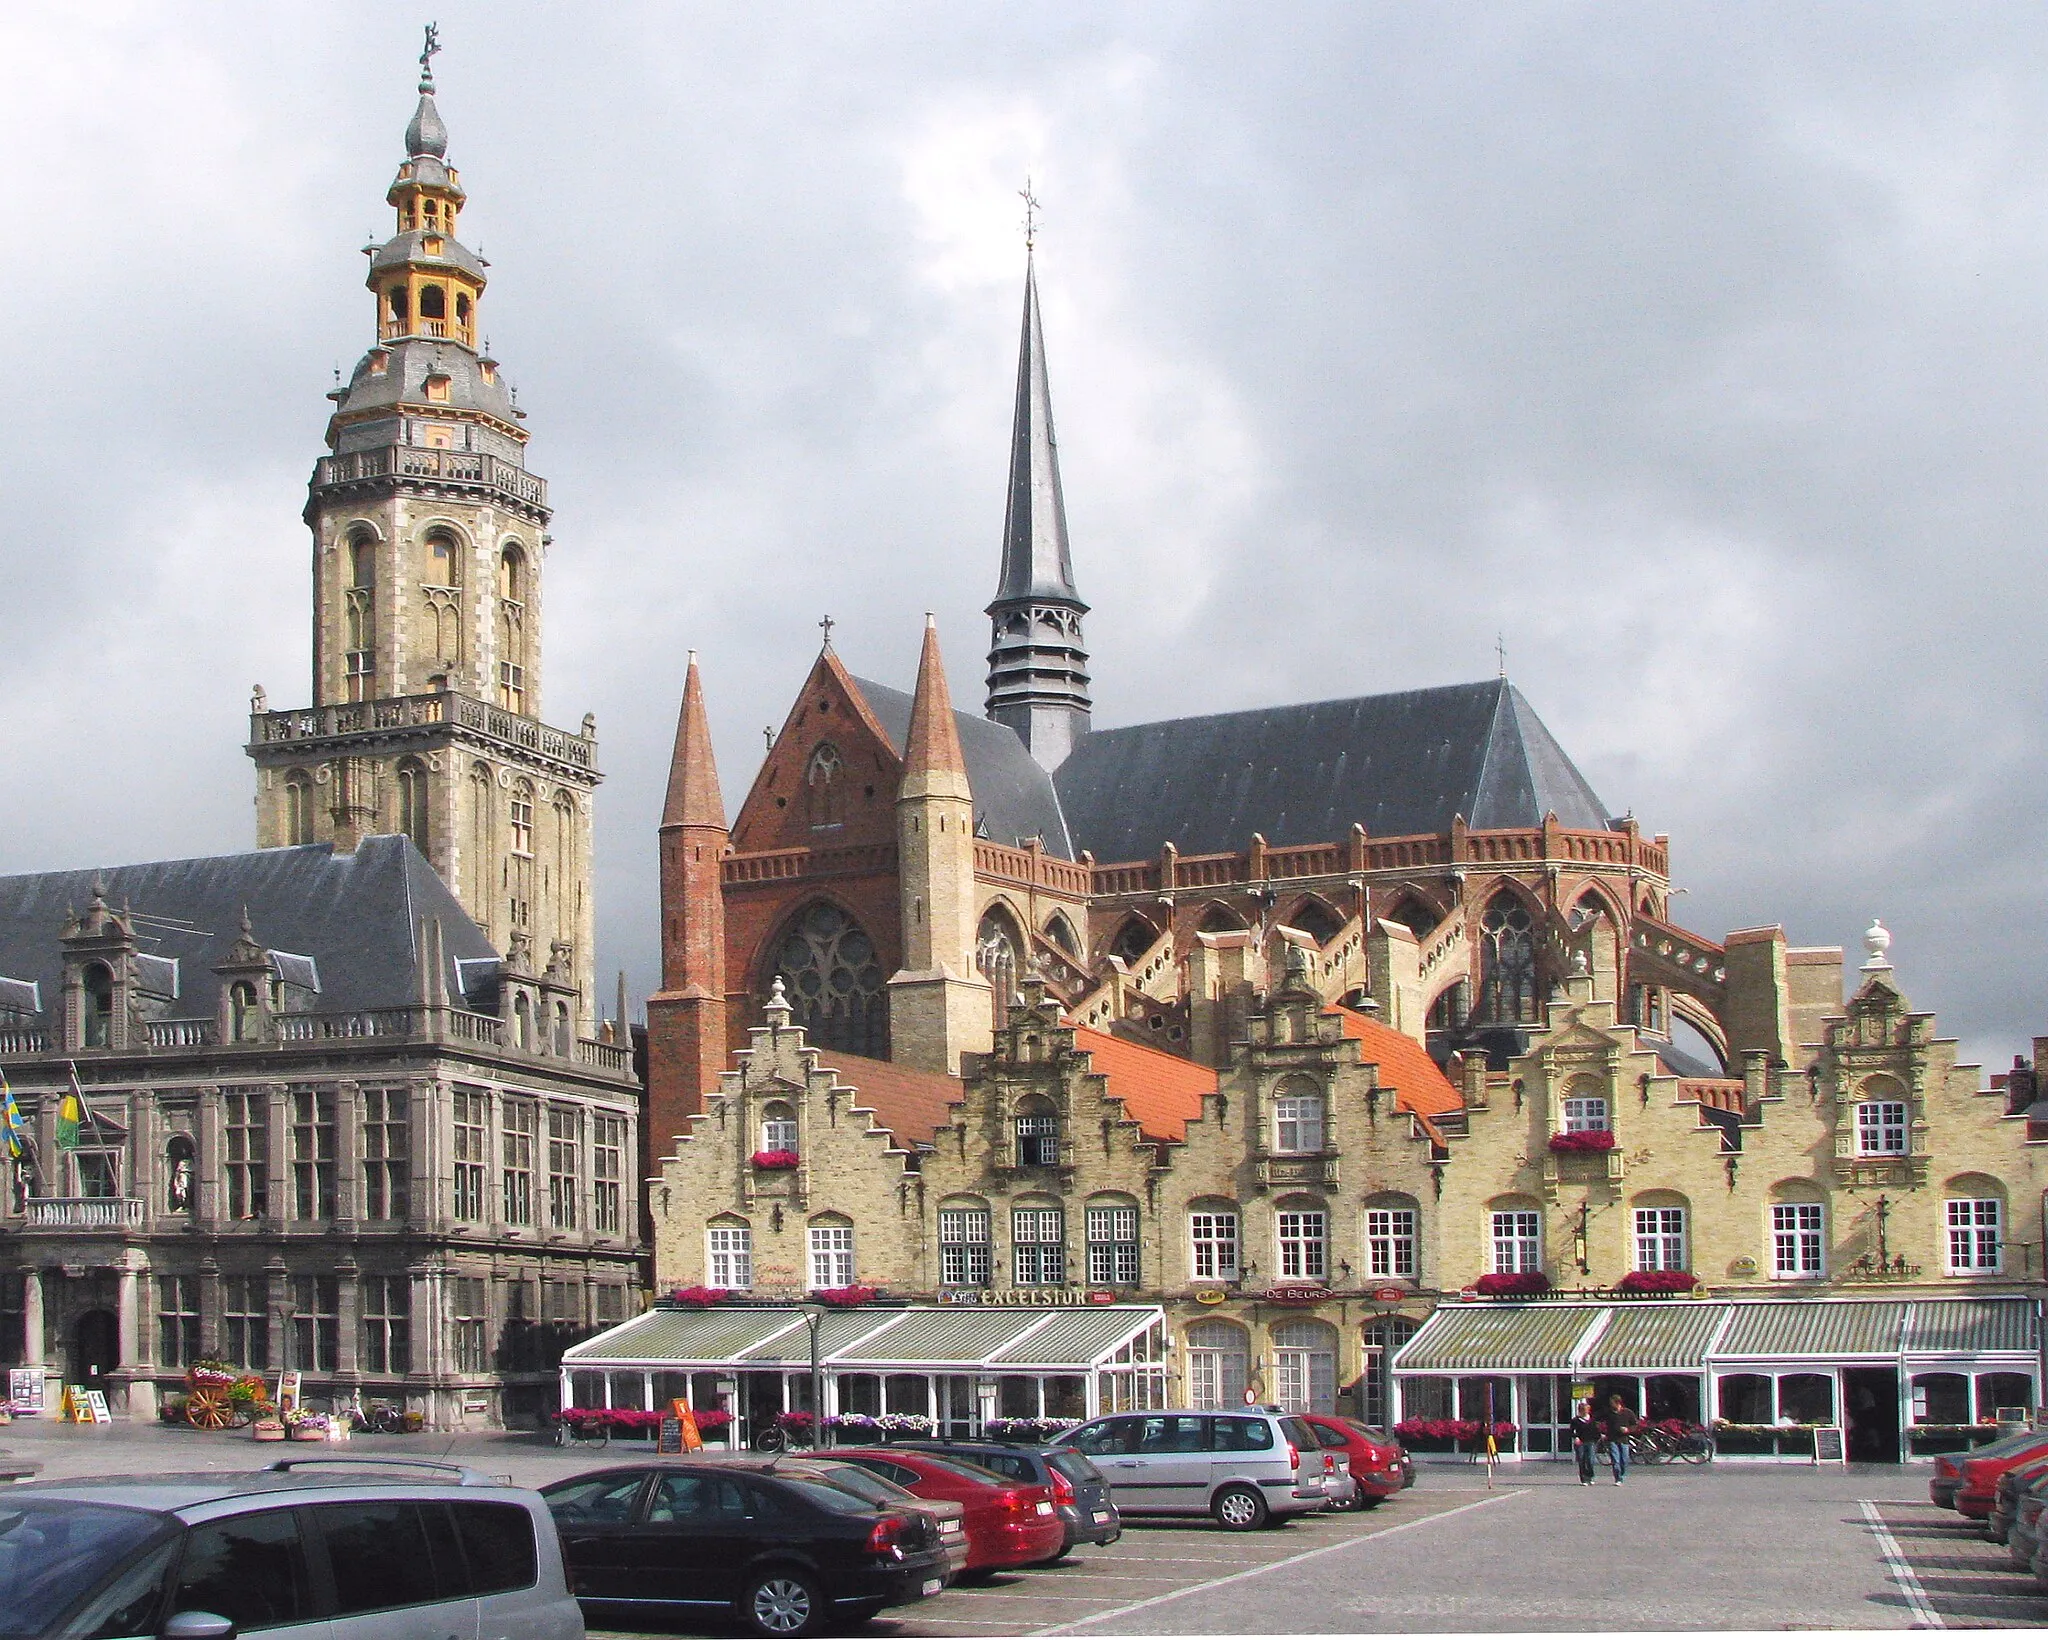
[1862,1499,2048,1629]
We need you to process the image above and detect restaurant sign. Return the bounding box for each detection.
[1263,1285,1333,1304]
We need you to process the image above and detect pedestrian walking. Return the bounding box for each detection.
[1568,1398,1600,1485]
[1601,1393,1638,1484]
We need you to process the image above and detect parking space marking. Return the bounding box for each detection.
[1861,1500,1943,1629]
[1034,1488,1529,1633]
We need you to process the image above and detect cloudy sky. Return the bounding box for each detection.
[3,3,2042,1071]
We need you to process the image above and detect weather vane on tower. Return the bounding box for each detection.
[1020,177,1041,253]
[419,22,441,90]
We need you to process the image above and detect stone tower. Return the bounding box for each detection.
[889,617,992,1072]
[645,652,729,1145]
[246,35,600,1027]
[984,249,1092,772]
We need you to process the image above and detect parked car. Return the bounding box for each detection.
[775,1458,971,1581]
[811,1447,1065,1575]
[1298,1415,1409,1509]
[1955,1433,2048,1519]
[1351,1422,1418,1490]
[1063,1408,1331,1531]
[1931,1429,2044,1510]
[540,1461,948,1637]
[885,1440,1121,1559]
[1988,1455,2048,1546]
[4,1455,581,1640]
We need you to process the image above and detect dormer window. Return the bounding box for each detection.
[480,361,498,384]
[424,375,451,403]
[423,234,444,256]
[368,350,390,377]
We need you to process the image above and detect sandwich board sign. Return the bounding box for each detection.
[84,1390,112,1424]
[9,1370,44,1414]
[1812,1425,1847,1465]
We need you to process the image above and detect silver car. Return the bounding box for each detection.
[0,1456,583,1640]
[1064,1409,1330,1530]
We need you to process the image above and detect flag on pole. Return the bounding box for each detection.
[55,1065,83,1151]
[0,1072,22,1160]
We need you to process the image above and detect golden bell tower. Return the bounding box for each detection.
[247,28,600,1030]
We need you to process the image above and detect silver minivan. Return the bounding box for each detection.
[1063,1409,1329,1530]
[0,1457,583,1640]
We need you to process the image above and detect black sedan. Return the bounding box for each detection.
[540,1462,950,1637]
[888,1439,1121,1558]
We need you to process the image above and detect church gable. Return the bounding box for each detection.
[730,649,903,853]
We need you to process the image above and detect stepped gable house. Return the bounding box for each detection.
[0,43,640,1427]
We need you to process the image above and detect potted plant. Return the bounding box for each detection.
[285,1409,331,1442]
[1472,1271,1551,1297]
[811,1285,878,1308]
[667,1286,731,1308]
[750,1149,800,1170]
[1615,1270,1697,1295]
[251,1414,288,1442]
[1548,1129,1616,1153]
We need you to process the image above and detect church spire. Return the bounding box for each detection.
[903,614,971,800]
[661,651,727,829]
[985,242,1092,772]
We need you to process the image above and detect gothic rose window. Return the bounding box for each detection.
[775,902,887,1058]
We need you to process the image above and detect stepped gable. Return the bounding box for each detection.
[1052,678,1609,863]
[852,676,1073,857]
[0,836,493,1017]
[1072,1025,1218,1143]
[1330,1006,1462,1119]
[810,1048,964,1149]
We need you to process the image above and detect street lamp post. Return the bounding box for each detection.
[800,1303,826,1448]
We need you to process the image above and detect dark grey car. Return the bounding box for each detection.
[886,1441,1121,1557]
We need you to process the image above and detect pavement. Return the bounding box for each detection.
[2,1418,2041,1632]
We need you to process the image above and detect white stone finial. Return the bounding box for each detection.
[1571,946,1591,978]
[764,975,793,1026]
[1862,918,1893,973]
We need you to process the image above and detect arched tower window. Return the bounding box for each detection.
[508,780,535,930]
[1478,892,1538,1024]
[1043,912,1080,958]
[1109,916,1158,965]
[396,758,429,852]
[467,762,494,928]
[553,793,578,948]
[772,902,887,1058]
[81,962,114,1048]
[344,533,377,703]
[1381,896,1439,939]
[977,906,1023,1025]
[283,771,315,847]
[419,283,447,326]
[424,529,462,664]
[1288,897,1344,946]
[1198,901,1248,934]
[229,981,260,1043]
[804,743,845,829]
[497,546,527,713]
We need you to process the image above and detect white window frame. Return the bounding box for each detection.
[1366,1207,1417,1278]
[1855,1101,1909,1156]
[1490,1209,1541,1274]
[939,1207,992,1287]
[1563,1096,1609,1133]
[1771,1202,1825,1279]
[1276,1209,1328,1280]
[1633,1206,1687,1272]
[1273,1095,1325,1155]
[1190,1210,1241,1281]
[809,1223,856,1289]
[1012,1207,1066,1286]
[1016,1112,1061,1168]
[1946,1198,2002,1274]
[708,1224,753,1289]
[761,1113,799,1154]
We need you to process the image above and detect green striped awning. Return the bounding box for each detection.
[1579,1303,1728,1372]
[1394,1304,1604,1373]
[1905,1300,2037,1356]
[1713,1302,1910,1359]
[561,1308,804,1365]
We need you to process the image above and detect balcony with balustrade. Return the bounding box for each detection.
[24,1197,145,1231]
[312,442,544,513]
[248,687,596,774]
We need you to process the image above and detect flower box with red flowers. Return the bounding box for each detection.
[1616,1269,1697,1294]
[554,1407,735,1440]
[1472,1271,1551,1297]
[667,1286,732,1308]
[751,1150,800,1170]
[1548,1129,1615,1152]
[810,1285,877,1307]
[1392,1417,1518,1453]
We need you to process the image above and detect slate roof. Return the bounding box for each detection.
[852,677,1074,856]
[0,836,496,1023]
[1051,678,1611,863]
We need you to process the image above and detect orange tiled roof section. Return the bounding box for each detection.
[1331,1007,1463,1118]
[1072,1026,1218,1143]
[815,1050,963,1149]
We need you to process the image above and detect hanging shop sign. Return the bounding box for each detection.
[1371,1287,1408,1304]
[1193,1290,1227,1306]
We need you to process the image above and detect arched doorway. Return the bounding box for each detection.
[1272,1319,1338,1415]
[70,1308,118,1391]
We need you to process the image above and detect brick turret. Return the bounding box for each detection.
[646,651,729,1150]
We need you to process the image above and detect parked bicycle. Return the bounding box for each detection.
[1627,1423,1714,1464]
[344,1401,409,1435]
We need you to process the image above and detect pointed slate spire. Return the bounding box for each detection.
[902,615,971,800]
[661,651,727,830]
[986,250,1093,772]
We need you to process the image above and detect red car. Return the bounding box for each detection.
[816,1447,1067,1574]
[1298,1415,1410,1508]
[1953,1433,2048,1519]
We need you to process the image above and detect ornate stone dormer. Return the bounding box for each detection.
[61,881,137,1051]
[212,909,275,1044]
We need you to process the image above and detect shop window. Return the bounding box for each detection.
[1945,1197,2002,1273]
[1359,1316,1419,1428]
[1403,1377,1454,1421]
[1716,1373,1773,1424]
[1979,1373,2034,1421]
[1274,1320,1339,1416]
[1912,1372,1971,1426]
[1185,1320,1249,1411]
[1855,1100,1908,1156]
[1189,1205,1240,1281]
[1778,1373,1834,1425]
[939,1205,991,1287]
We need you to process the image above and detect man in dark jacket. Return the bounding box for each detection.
[1569,1399,1600,1485]
[1601,1393,1638,1484]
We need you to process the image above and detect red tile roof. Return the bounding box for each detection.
[812,1049,963,1149]
[1330,1007,1462,1118]
[1073,1026,1218,1142]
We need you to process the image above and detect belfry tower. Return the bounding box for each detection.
[984,246,1092,772]
[247,32,600,1026]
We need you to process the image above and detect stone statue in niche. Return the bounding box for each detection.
[166,1137,195,1212]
